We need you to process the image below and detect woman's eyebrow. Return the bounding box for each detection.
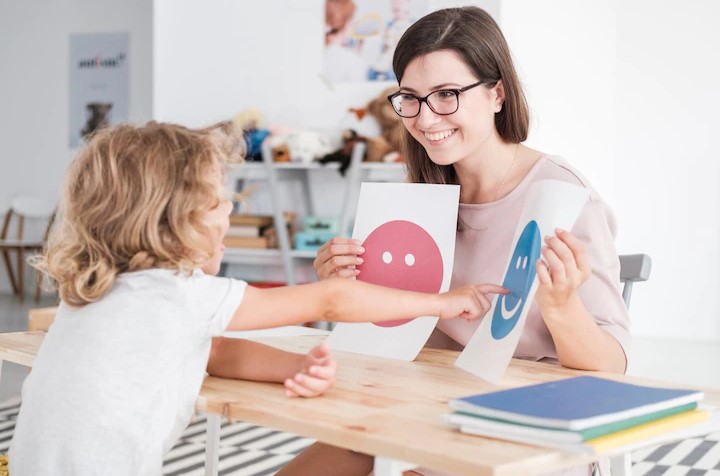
[399,82,462,92]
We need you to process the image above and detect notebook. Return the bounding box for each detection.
[449,376,704,430]
[458,409,714,454]
[446,402,698,443]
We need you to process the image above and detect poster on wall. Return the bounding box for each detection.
[68,32,129,147]
[323,0,427,83]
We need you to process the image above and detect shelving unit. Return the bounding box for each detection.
[222,141,405,285]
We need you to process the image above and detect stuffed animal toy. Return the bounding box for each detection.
[318,129,365,176]
[284,130,335,164]
[272,144,291,162]
[365,86,405,162]
[232,109,270,161]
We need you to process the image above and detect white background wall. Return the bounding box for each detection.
[0,0,154,293]
[1,0,719,343]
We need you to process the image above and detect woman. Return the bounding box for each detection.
[281,6,629,476]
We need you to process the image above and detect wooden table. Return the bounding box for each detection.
[3,332,719,476]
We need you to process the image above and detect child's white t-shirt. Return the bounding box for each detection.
[9,268,247,476]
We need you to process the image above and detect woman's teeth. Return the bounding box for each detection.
[425,129,455,141]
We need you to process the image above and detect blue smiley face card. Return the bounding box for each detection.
[455,180,589,383]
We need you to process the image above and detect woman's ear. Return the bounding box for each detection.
[493,80,506,112]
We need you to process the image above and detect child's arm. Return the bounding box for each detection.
[207,338,336,397]
[228,278,506,331]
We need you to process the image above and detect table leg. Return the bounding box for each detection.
[374,456,418,476]
[204,413,221,476]
[609,452,631,476]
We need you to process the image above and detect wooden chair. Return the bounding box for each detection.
[0,196,55,302]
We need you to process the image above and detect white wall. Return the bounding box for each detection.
[615,0,720,341]
[153,0,390,130]
[0,0,154,293]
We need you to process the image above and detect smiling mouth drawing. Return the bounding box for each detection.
[500,295,522,320]
[490,220,541,340]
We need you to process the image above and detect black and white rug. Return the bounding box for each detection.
[1,397,719,475]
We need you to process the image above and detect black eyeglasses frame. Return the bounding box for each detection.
[386,79,496,118]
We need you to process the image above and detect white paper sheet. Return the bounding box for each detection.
[455,180,590,382]
[326,182,460,360]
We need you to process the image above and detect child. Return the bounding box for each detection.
[9,121,505,475]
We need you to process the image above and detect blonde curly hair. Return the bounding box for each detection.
[37,121,239,306]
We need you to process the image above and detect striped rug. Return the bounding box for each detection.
[2,397,720,475]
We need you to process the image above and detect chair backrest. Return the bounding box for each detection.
[618,254,652,309]
[1,195,55,242]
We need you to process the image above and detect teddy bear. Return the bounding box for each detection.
[364,86,405,163]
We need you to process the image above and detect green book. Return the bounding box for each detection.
[446,402,698,444]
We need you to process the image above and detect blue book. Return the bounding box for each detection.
[449,376,703,431]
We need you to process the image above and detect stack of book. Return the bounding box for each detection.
[447,376,715,454]
[223,214,274,249]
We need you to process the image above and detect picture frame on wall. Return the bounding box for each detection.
[322,0,427,83]
[68,32,129,147]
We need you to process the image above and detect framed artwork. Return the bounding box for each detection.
[68,32,129,147]
[323,0,427,83]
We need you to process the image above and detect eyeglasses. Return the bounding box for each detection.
[387,80,492,118]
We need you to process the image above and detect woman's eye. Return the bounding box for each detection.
[436,90,456,100]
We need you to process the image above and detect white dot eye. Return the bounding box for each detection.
[405,253,415,266]
[522,256,528,269]
[515,256,522,269]
[382,251,393,264]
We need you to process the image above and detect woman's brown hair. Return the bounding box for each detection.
[392,6,530,184]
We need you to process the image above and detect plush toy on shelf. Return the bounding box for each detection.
[318,129,366,176]
[232,109,270,162]
[365,86,405,163]
[319,87,405,174]
[284,130,336,164]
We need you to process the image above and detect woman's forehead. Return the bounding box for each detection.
[400,50,476,89]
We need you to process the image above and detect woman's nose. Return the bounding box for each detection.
[414,102,442,128]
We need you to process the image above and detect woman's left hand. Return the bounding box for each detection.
[535,228,591,310]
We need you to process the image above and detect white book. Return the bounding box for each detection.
[226,224,263,237]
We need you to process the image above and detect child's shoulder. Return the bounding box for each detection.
[113,268,244,300]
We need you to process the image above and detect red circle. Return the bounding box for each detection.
[357,220,444,327]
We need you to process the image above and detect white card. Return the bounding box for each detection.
[327,182,460,361]
[455,180,590,382]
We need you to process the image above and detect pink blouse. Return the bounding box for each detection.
[430,155,631,366]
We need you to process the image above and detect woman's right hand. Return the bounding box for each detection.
[313,236,365,280]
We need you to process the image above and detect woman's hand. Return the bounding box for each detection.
[535,228,591,311]
[284,343,337,398]
[313,236,365,280]
[438,284,507,321]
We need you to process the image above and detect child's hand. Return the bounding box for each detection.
[535,228,591,310]
[438,284,507,320]
[284,342,337,398]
